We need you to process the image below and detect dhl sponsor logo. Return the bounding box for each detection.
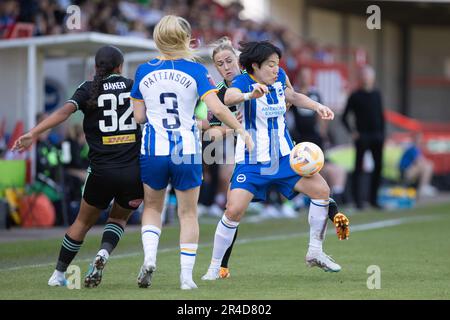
[102,134,136,145]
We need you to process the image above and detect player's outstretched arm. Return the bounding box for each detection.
[132,99,147,124]
[224,85,268,106]
[203,92,254,152]
[12,102,76,152]
[285,76,294,110]
[285,87,334,120]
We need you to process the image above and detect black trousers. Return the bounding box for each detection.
[352,136,384,207]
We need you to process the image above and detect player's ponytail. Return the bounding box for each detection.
[153,15,197,61]
[87,45,124,109]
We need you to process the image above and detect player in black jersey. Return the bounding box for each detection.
[205,37,242,279]
[13,46,144,288]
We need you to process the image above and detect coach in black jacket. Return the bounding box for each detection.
[342,66,385,209]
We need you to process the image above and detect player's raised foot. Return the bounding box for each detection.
[84,255,107,288]
[219,267,231,279]
[48,270,67,287]
[180,275,198,290]
[201,267,220,280]
[305,250,341,272]
[137,264,156,288]
[334,212,350,240]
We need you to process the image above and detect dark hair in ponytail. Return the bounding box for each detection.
[87,45,124,108]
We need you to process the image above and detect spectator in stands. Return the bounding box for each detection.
[0,0,19,38]
[342,65,385,209]
[127,20,149,38]
[7,0,336,77]
[399,133,438,197]
[34,0,65,36]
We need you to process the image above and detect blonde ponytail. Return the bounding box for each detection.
[153,15,196,60]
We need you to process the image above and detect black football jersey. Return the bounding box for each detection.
[289,90,323,147]
[208,80,237,127]
[67,74,141,171]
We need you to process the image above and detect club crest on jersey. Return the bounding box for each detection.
[277,87,284,97]
[102,134,136,145]
[236,174,246,183]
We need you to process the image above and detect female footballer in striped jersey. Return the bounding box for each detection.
[205,38,349,280]
[131,15,254,290]
[202,41,349,281]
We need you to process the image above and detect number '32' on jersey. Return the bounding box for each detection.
[67,75,141,170]
[130,58,217,156]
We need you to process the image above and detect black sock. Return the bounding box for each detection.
[328,198,339,221]
[221,227,238,268]
[100,222,124,254]
[332,192,345,206]
[56,234,83,272]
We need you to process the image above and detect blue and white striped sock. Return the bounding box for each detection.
[180,243,198,282]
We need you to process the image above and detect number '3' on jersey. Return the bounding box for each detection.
[131,58,217,156]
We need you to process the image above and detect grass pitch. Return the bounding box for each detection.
[0,201,449,300]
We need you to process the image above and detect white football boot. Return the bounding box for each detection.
[180,274,198,290]
[201,267,220,280]
[48,270,67,287]
[305,250,341,272]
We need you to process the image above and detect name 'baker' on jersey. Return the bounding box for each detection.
[131,59,216,160]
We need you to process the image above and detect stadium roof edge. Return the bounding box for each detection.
[0,32,212,58]
[0,32,157,54]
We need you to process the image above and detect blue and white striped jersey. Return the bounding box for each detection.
[231,67,294,163]
[131,58,217,156]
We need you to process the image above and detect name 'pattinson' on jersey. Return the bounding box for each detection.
[131,58,217,157]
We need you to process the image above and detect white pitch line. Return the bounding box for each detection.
[0,214,441,272]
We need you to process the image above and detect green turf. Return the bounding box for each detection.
[0,202,449,299]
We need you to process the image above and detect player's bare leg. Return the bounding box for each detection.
[48,200,102,286]
[138,184,166,288]
[85,202,133,288]
[175,186,201,290]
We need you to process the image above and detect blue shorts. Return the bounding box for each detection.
[230,155,302,202]
[140,154,202,191]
